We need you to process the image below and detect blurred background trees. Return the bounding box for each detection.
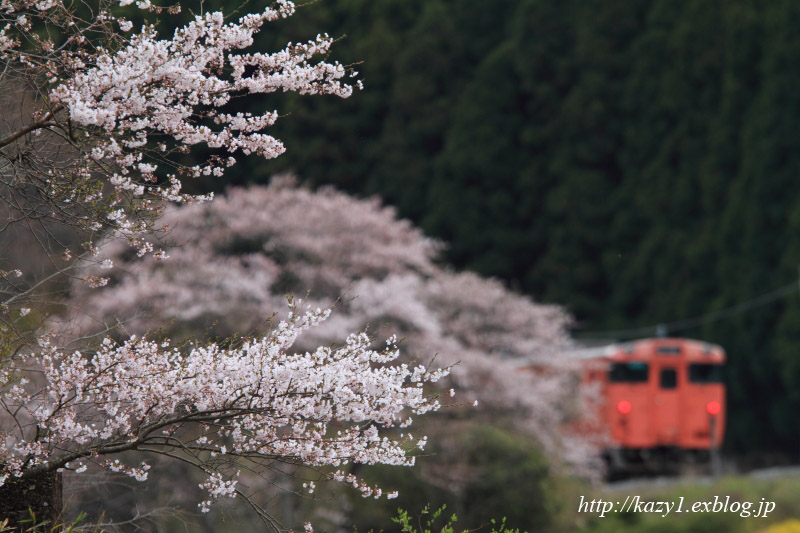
[209,0,800,463]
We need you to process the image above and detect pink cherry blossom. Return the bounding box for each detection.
[1,303,448,512]
[0,0,358,259]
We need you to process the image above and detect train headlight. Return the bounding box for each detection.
[706,401,721,415]
[616,400,632,414]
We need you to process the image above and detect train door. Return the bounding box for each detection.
[653,364,680,444]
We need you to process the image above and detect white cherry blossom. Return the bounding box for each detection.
[0,304,447,511]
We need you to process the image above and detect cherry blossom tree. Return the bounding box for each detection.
[0,0,358,291]
[0,1,447,530]
[70,178,601,487]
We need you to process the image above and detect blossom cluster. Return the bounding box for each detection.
[0,0,357,257]
[0,304,447,510]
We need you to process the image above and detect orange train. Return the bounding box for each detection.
[581,338,726,476]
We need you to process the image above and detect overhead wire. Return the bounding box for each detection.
[574,279,800,340]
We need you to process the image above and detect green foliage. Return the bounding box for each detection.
[389,505,524,533]
[378,472,800,533]
[0,510,89,532]
[391,506,461,533]
[345,424,574,532]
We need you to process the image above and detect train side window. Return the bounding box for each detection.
[689,363,723,383]
[609,362,649,383]
[660,368,677,389]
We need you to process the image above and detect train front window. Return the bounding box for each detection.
[609,362,649,383]
[689,363,723,383]
[660,368,677,389]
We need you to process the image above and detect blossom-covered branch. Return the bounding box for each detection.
[0,0,358,260]
[0,302,447,513]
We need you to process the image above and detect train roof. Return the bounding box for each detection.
[567,337,726,363]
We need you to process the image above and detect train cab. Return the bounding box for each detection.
[585,338,726,475]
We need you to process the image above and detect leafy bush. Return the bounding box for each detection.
[389,505,524,533]
[346,424,577,533]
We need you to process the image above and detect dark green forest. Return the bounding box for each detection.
[206,0,800,461]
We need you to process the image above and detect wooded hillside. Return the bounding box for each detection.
[215,0,800,460]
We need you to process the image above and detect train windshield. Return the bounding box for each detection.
[609,362,649,383]
[689,363,723,383]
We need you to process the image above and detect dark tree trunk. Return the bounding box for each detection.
[0,471,63,531]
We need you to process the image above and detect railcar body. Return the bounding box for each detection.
[583,338,726,476]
